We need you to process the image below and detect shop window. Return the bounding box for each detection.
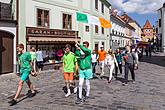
[85,25,89,32]
[101,27,104,34]
[95,25,99,33]
[63,13,72,29]
[37,9,49,27]
[95,0,98,10]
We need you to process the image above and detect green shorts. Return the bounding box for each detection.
[79,68,93,79]
[20,69,30,81]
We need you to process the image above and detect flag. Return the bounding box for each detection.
[122,0,129,4]
[76,12,112,28]
[99,18,112,28]
[88,15,101,26]
[76,12,88,23]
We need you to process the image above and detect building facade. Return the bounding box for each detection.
[121,13,142,44]
[141,20,154,42]
[157,3,165,52]
[0,1,17,74]
[124,23,135,46]
[17,0,111,55]
[110,11,126,49]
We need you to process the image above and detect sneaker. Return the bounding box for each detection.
[132,80,136,84]
[100,72,104,76]
[8,99,17,106]
[74,87,77,94]
[83,96,89,102]
[65,92,71,97]
[108,80,111,84]
[75,98,83,104]
[26,90,32,96]
[122,83,128,86]
[28,92,36,98]
[114,77,117,80]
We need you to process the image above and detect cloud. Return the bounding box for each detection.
[108,0,165,14]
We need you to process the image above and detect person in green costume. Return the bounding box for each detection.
[8,44,36,106]
[75,41,93,104]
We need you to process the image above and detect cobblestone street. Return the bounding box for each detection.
[0,53,165,110]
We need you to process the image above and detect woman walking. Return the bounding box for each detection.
[115,48,123,79]
[105,49,118,83]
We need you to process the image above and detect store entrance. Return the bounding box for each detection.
[27,41,76,63]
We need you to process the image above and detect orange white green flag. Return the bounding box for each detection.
[76,12,112,28]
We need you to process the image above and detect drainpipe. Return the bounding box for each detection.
[16,0,19,45]
[109,6,112,48]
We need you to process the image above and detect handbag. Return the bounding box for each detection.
[134,64,138,70]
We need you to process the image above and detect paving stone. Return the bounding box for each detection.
[0,53,165,110]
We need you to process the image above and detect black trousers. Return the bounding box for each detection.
[124,63,135,84]
[115,63,122,78]
[37,61,44,70]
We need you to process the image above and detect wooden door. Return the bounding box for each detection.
[0,31,14,74]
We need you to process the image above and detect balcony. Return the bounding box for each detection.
[0,2,12,20]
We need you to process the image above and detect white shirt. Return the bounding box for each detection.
[91,54,98,63]
[36,51,43,62]
[105,54,117,65]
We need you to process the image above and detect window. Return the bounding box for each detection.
[63,13,72,29]
[95,0,98,10]
[156,28,158,33]
[95,43,99,51]
[159,19,161,27]
[37,9,49,27]
[101,3,104,13]
[95,25,99,33]
[85,25,89,32]
[118,40,120,44]
[102,42,104,47]
[112,29,114,34]
[101,27,104,34]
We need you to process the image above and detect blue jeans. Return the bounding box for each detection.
[92,62,97,74]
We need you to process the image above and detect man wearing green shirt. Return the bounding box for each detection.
[8,44,36,106]
[75,41,93,104]
[62,44,77,97]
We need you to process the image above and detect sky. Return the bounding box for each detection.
[108,0,165,27]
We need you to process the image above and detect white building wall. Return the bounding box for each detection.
[110,16,126,48]
[162,7,165,52]
[19,0,110,51]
